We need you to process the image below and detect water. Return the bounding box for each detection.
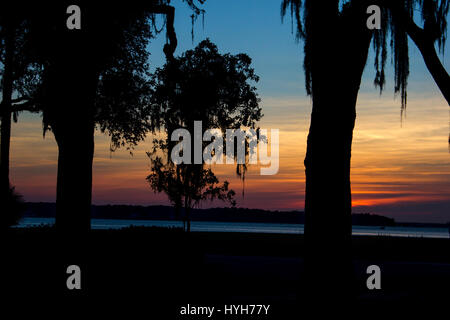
[16,217,450,239]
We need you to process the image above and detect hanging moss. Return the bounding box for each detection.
[281,0,449,110]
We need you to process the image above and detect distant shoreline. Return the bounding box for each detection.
[16,217,450,239]
[21,202,449,228]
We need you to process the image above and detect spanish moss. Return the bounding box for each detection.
[281,0,449,110]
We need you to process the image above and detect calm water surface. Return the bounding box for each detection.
[16,217,450,239]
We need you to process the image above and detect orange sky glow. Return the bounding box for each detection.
[10,91,450,223]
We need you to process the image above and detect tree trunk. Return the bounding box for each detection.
[45,56,98,234]
[304,81,359,300]
[0,110,12,194]
[53,122,95,233]
[303,2,372,304]
[184,197,191,233]
[0,22,15,197]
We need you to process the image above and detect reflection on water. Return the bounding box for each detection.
[16,218,450,239]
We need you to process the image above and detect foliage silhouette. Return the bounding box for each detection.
[2,1,206,233]
[148,158,236,232]
[0,7,43,225]
[147,39,261,232]
[281,0,450,302]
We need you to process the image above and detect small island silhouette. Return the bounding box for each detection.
[21,202,402,227]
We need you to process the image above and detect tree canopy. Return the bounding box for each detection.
[147,39,261,230]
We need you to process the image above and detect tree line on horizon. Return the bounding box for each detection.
[20,202,399,226]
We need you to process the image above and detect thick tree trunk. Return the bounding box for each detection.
[54,123,95,233]
[47,62,96,293]
[184,197,191,233]
[304,79,360,300]
[36,2,101,234]
[45,58,98,234]
[303,2,372,304]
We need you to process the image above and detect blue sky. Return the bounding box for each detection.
[149,0,449,98]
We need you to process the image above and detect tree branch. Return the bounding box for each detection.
[406,17,450,105]
[1,95,39,113]
[11,100,39,113]
[383,1,450,106]
[148,5,177,62]
[11,96,30,104]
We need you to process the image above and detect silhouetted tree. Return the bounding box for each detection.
[147,39,261,232]
[281,0,449,300]
[10,1,206,233]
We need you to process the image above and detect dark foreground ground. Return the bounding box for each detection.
[2,227,450,317]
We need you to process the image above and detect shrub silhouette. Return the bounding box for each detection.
[1,185,25,228]
[147,39,261,232]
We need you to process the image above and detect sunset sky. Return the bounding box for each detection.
[9,1,450,223]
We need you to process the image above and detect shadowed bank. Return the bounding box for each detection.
[3,227,450,316]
